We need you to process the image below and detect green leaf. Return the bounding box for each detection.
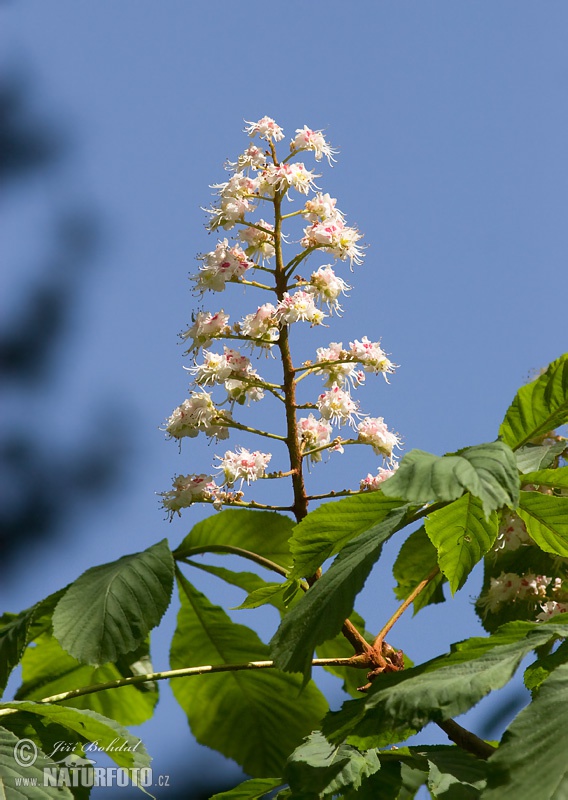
[517,491,568,556]
[519,465,568,490]
[174,509,294,570]
[382,443,519,517]
[425,495,499,593]
[289,493,408,579]
[0,724,75,799]
[346,759,403,799]
[170,573,327,777]
[515,439,567,473]
[499,354,568,450]
[0,702,150,771]
[284,732,381,797]
[0,591,65,695]
[524,638,568,691]
[322,620,568,745]
[210,778,284,800]
[15,633,158,726]
[484,660,568,798]
[270,506,410,678]
[424,745,487,798]
[393,526,446,613]
[52,539,174,666]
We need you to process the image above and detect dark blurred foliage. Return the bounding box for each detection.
[0,73,127,567]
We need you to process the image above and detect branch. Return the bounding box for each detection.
[436,719,497,760]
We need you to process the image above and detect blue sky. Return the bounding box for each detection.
[2,1,567,793]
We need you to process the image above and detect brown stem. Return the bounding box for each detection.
[436,719,497,760]
[372,566,441,649]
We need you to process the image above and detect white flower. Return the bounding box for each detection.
[357,417,402,460]
[164,392,220,439]
[307,265,350,313]
[206,174,259,230]
[258,163,319,197]
[181,310,229,352]
[218,447,272,486]
[349,337,397,380]
[244,116,284,142]
[360,465,398,491]
[303,193,343,223]
[238,220,275,261]
[317,383,361,427]
[226,144,267,172]
[494,512,532,552]
[302,213,364,266]
[276,291,327,326]
[315,342,362,388]
[298,414,333,463]
[240,303,279,347]
[537,601,568,621]
[479,573,524,613]
[188,346,256,387]
[193,240,254,293]
[161,474,221,516]
[225,378,265,405]
[290,126,338,164]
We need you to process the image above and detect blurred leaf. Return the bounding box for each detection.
[210,778,284,800]
[424,745,487,798]
[524,638,568,692]
[425,494,498,593]
[284,731,380,797]
[393,526,446,613]
[289,493,408,579]
[322,620,568,745]
[52,540,174,666]
[16,633,158,726]
[270,506,410,678]
[517,492,568,556]
[0,701,150,771]
[0,724,74,799]
[174,510,294,570]
[170,573,327,777]
[499,354,568,450]
[382,443,519,517]
[515,440,567,473]
[484,661,568,798]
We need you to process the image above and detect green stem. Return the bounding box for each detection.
[175,545,289,578]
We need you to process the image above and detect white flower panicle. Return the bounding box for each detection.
[194,240,255,293]
[494,512,532,552]
[244,116,284,142]
[290,126,338,165]
[357,417,402,461]
[181,310,230,352]
[537,601,568,621]
[479,572,563,617]
[218,447,272,486]
[163,117,402,515]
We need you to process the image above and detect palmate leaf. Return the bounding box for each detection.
[322,619,568,747]
[425,494,499,593]
[15,633,158,726]
[517,491,568,556]
[288,493,408,579]
[382,442,519,518]
[174,509,294,570]
[283,731,381,797]
[392,526,446,613]
[484,660,568,799]
[0,701,150,771]
[519,465,568,490]
[270,506,410,678]
[170,573,327,778]
[52,539,174,666]
[0,724,75,799]
[499,353,568,450]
